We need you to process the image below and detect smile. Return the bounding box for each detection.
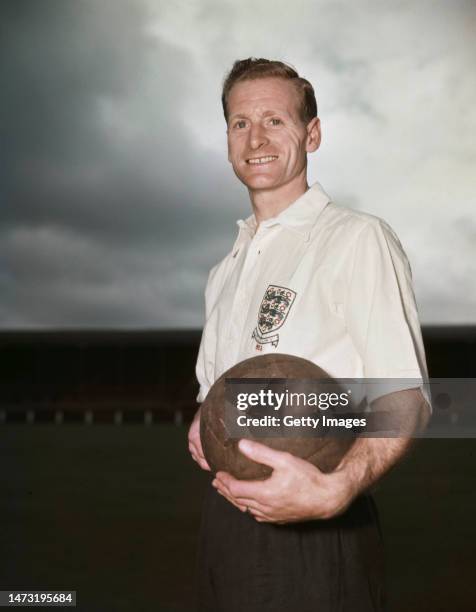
[246,156,278,165]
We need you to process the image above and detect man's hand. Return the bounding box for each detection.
[214,389,431,523]
[213,439,356,523]
[188,407,211,471]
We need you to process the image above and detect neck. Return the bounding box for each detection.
[248,172,309,225]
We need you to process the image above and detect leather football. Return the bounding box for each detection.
[200,353,355,480]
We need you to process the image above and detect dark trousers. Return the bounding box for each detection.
[196,482,385,612]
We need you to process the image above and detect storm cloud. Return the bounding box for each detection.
[1,0,475,327]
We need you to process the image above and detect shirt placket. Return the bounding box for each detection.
[226,229,265,366]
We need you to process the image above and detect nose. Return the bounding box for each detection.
[249,123,269,150]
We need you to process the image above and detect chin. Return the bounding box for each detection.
[237,172,281,191]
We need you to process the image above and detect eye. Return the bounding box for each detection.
[233,119,247,129]
[269,117,282,126]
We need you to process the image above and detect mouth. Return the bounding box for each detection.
[246,155,278,166]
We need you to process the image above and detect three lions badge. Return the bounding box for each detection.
[252,284,297,349]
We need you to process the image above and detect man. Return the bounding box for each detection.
[189,58,430,611]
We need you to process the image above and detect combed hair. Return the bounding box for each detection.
[221,58,318,125]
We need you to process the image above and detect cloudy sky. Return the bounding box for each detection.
[2,0,475,328]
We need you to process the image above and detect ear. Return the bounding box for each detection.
[305,117,321,153]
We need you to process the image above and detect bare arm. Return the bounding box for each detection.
[214,388,431,523]
[334,388,431,499]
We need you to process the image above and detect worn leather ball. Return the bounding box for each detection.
[200,353,355,480]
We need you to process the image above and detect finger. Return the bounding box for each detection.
[252,512,279,523]
[189,440,206,462]
[238,439,291,470]
[188,440,199,457]
[248,506,274,521]
[189,442,211,470]
[197,456,211,471]
[215,471,270,502]
[215,488,247,513]
[253,513,288,524]
[218,488,276,521]
[213,475,239,500]
[213,482,261,515]
[228,495,272,516]
[189,442,197,459]
[212,480,272,515]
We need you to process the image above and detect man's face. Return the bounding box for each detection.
[226,77,320,193]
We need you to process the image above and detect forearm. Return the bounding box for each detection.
[335,388,431,500]
[336,436,413,499]
[214,390,431,523]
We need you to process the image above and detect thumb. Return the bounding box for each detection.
[238,439,289,469]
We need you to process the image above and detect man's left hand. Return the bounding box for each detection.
[213,439,357,524]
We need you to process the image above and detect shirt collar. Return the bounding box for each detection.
[236,182,330,240]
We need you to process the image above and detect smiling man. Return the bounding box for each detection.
[188,58,429,612]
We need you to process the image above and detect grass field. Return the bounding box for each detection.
[1,425,475,611]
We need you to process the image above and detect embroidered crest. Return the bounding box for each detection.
[252,284,297,348]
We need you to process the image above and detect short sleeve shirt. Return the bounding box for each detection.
[195,182,428,403]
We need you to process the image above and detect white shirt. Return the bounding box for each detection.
[196,182,428,404]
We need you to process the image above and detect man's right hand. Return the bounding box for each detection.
[188,407,211,471]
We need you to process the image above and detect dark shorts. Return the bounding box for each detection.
[196,482,385,612]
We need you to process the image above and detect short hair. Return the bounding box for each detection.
[221,58,318,125]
